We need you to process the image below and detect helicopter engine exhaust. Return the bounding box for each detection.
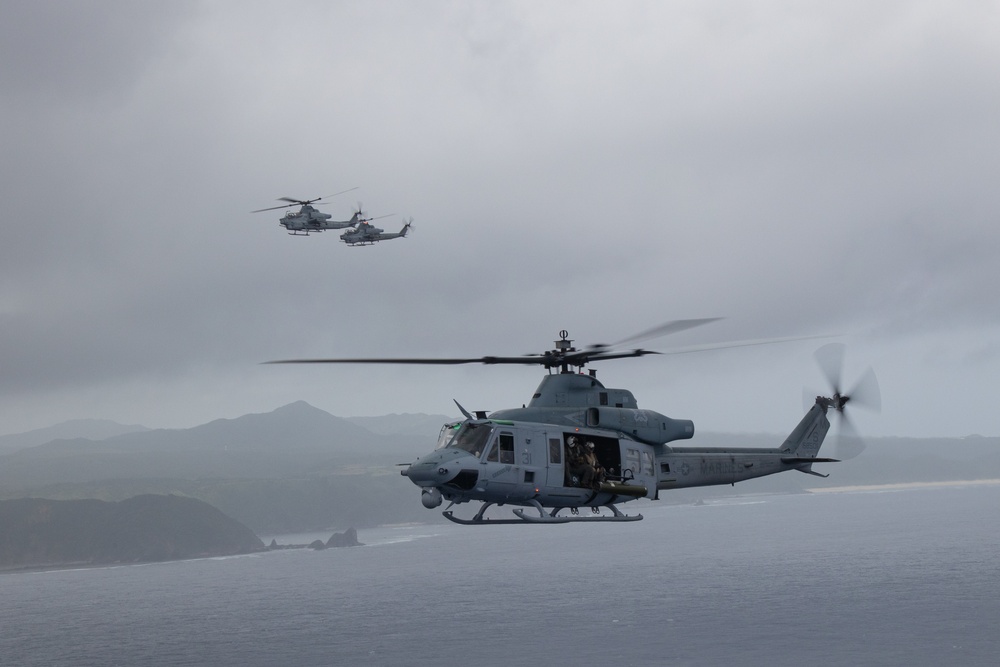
[421,487,443,508]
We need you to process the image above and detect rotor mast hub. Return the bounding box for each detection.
[552,330,578,373]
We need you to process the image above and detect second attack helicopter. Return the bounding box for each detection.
[252,188,359,235]
[268,320,879,524]
[340,216,412,246]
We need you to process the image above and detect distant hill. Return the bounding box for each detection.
[0,403,441,533]
[3,405,997,535]
[0,401,426,488]
[0,494,264,571]
[346,413,457,437]
[0,419,149,455]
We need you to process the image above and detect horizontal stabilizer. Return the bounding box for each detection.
[781,457,840,464]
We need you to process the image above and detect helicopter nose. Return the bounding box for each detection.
[402,459,456,486]
[402,452,480,488]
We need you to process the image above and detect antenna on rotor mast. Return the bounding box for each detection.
[555,330,573,352]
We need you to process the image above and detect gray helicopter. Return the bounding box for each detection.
[268,320,879,524]
[252,188,359,235]
[340,216,412,246]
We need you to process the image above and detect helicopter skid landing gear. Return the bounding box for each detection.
[548,502,643,523]
[444,500,571,525]
[442,500,642,525]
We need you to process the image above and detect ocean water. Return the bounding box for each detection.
[3,483,999,667]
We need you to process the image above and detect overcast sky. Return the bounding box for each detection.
[2,1,998,439]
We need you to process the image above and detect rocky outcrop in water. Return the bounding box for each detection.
[277,527,364,551]
[326,527,361,548]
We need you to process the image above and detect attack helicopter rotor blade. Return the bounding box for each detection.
[251,202,301,213]
[322,186,359,199]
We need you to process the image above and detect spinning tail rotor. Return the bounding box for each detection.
[811,343,881,459]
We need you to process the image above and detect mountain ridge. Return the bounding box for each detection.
[0,402,452,490]
[0,418,150,455]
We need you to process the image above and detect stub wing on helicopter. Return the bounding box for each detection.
[266,322,877,525]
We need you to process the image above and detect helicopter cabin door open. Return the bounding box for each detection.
[557,432,623,489]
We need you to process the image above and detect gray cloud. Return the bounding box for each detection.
[1,1,998,438]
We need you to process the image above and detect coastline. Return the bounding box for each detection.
[808,479,1000,493]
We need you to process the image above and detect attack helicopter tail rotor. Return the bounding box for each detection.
[811,343,881,460]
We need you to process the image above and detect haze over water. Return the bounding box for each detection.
[3,483,998,666]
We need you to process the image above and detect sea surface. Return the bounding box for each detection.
[3,483,999,667]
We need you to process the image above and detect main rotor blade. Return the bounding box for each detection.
[265,355,558,366]
[266,332,833,368]
[565,349,659,364]
[608,318,723,348]
[656,333,837,357]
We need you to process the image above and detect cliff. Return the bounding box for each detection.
[0,494,265,570]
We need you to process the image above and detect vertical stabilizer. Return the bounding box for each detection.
[779,402,831,458]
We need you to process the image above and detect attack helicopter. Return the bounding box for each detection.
[252,188,359,235]
[340,216,412,246]
[267,320,879,524]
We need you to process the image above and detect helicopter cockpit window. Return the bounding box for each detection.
[435,422,462,450]
[447,423,494,458]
